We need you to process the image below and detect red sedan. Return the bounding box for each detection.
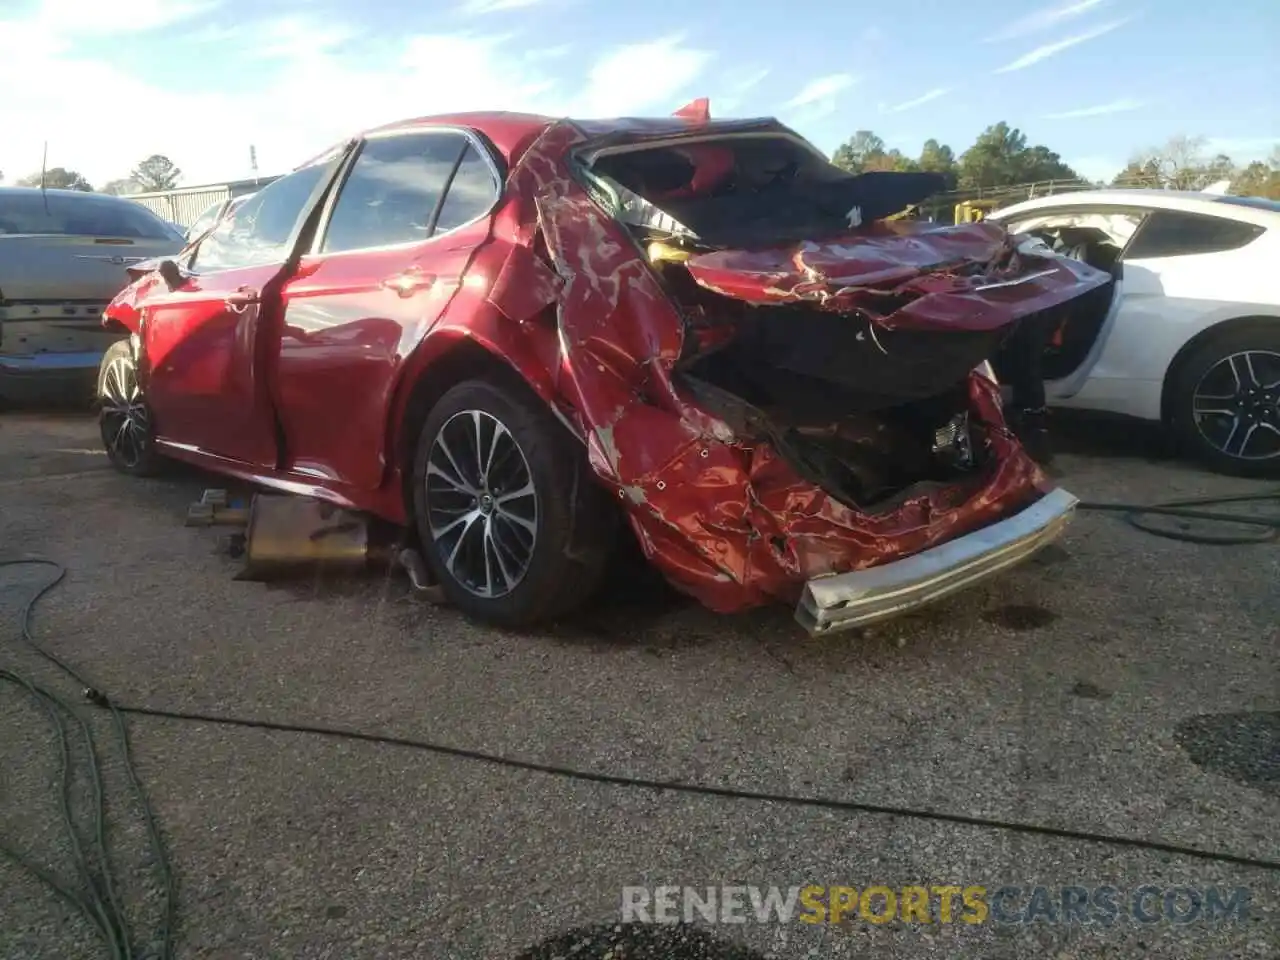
[97,105,1104,634]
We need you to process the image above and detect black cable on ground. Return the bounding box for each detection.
[2,488,1279,956]
[1077,488,1280,545]
[0,559,175,960]
[92,697,1280,873]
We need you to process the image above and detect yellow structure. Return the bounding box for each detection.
[953,199,1002,223]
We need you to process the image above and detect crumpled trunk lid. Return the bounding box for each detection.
[683,220,1109,331]
[675,221,1110,409]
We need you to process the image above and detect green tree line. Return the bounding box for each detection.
[5,128,1279,201]
[6,154,183,194]
[833,123,1280,199]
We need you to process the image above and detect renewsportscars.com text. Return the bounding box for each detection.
[621,884,1251,926]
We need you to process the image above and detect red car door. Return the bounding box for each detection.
[141,262,288,465]
[272,129,502,491]
[140,162,341,465]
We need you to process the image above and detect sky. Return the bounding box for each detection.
[0,0,1277,189]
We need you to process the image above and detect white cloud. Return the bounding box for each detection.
[994,17,1132,73]
[572,35,712,117]
[1044,97,1144,119]
[886,87,951,113]
[784,74,856,109]
[710,66,770,114]
[0,4,713,187]
[779,74,857,125]
[983,0,1109,42]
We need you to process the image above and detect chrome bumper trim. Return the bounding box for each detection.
[795,487,1079,636]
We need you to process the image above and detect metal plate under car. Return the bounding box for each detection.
[795,487,1079,635]
[240,495,370,578]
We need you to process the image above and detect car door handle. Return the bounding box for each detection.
[224,286,260,312]
[225,285,259,305]
[380,271,436,297]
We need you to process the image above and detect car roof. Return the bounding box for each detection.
[300,111,789,171]
[992,189,1280,228]
[0,186,148,207]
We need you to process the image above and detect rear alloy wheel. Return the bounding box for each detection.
[411,377,616,628]
[1170,330,1280,477]
[97,339,161,476]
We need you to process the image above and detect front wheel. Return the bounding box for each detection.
[97,339,161,476]
[410,377,617,628]
[1168,328,1280,478]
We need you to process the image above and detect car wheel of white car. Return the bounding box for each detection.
[1170,328,1280,478]
[97,340,161,477]
[410,376,617,628]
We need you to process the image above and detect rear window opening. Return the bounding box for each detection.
[582,134,944,249]
[0,191,178,240]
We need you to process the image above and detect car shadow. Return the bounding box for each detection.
[1049,409,1176,462]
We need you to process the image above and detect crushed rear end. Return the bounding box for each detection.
[482,117,1108,632]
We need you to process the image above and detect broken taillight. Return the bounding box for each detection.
[932,412,975,469]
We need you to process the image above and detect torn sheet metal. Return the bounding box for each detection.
[485,120,1065,614]
[683,222,1112,331]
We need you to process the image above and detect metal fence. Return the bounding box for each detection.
[128,177,279,227]
[919,176,1174,222]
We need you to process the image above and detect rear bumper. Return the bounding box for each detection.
[0,350,104,373]
[795,487,1079,635]
[0,350,102,402]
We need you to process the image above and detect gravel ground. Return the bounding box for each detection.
[0,409,1277,959]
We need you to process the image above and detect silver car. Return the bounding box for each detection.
[0,187,185,402]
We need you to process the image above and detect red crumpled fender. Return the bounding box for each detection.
[485,122,1053,613]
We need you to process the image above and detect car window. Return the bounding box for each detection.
[0,192,178,240]
[434,143,500,233]
[185,201,223,242]
[193,165,328,272]
[320,131,468,254]
[1124,210,1264,260]
[1004,209,1146,249]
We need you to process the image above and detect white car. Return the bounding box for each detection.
[988,190,1280,476]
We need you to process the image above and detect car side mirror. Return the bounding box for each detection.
[157,259,184,291]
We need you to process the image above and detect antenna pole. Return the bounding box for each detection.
[40,141,50,214]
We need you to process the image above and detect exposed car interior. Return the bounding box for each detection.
[582,138,1008,511]
[1000,210,1138,380]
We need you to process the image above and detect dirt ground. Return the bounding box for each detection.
[1,409,1277,959]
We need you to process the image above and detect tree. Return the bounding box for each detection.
[1112,157,1161,188]
[130,154,182,191]
[864,148,919,173]
[918,139,958,188]
[832,131,887,174]
[1016,145,1079,183]
[1135,135,1229,190]
[954,122,1082,191]
[1231,154,1280,199]
[957,122,1028,190]
[16,167,93,191]
[102,178,142,196]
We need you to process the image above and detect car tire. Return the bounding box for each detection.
[411,377,618,628]
[1168,327,1280,478]
[97,339,162,477]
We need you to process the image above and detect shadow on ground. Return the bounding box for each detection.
[1050,409,1176,462]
